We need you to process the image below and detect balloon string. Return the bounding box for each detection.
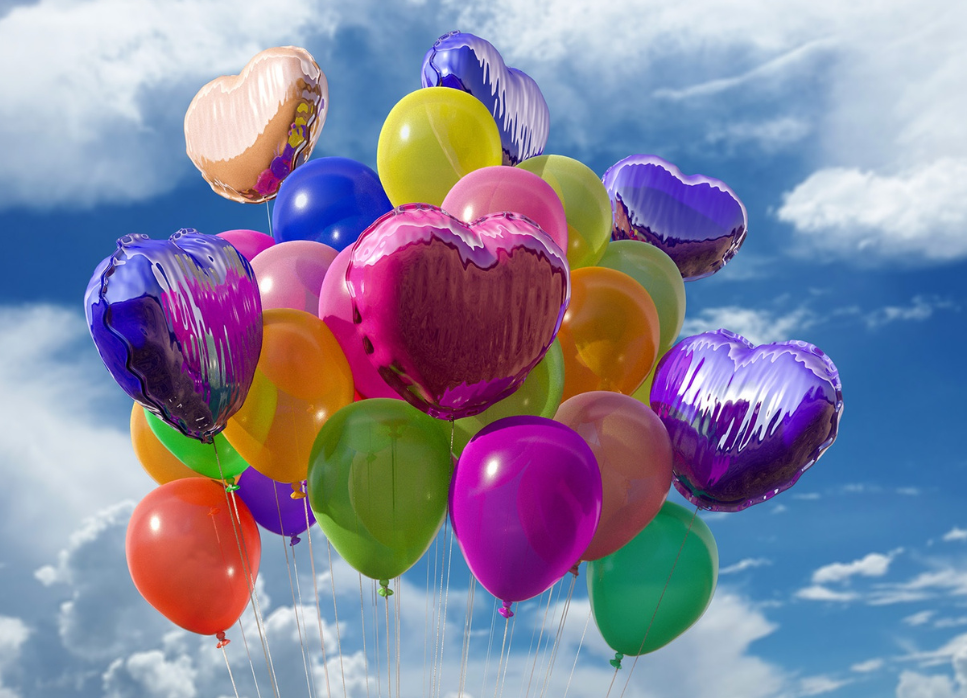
[479,596,499,698]
[358,573,373,698]
[236,618,264,698]
[458,576,477,697]
[395,578,402,698]
[539,572,577,698]
[561,610,592,698]
[435,516,455,698]
[265,201,273,237]
[222,644,241,698]
[373,580,382,698]
[385,587,392,698]
[324,539,348,698]
[527,581,562,698]
[431,418,456,698]
[296,499,333,698]
[424,535,433,698]
[429,522,443,697]
[497,612,518,698]
[492,617,511,698]
[521,589,552,698]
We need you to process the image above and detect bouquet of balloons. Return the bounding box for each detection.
[84,31,844,672]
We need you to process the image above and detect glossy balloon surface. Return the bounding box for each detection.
[130,404,204,485]
[251,240,338,314]
[236,467,315,539]
[144,409,248,480]
[216,229,275,262]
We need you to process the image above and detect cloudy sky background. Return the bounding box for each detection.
[1,0,966,697]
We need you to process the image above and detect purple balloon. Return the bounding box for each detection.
[347,204,570,420]
[450,416,602,615]
[603,155,747,281]
[236,468,315,543]
[85,230,263,442]
[650,330,843,512]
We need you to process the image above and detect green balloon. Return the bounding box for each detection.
[587,501,718,657]
[451,340,564,456]
[307,399,452,581]
[144,409,249,480]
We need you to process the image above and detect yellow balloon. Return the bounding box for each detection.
[377,87,502,207]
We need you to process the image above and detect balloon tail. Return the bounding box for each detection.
[224,477,239,493]
[499,601,514,619]
[378,579,394,597]
[290,480,307,500]
[609,653,624,670]
[569,563,580,577]
[289,534,301,547]
[216,631,231,649]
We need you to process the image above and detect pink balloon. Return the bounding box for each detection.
[251,240,338,313]
[216,229,275,262]
[555,392,672,561]
[442,166,568,253]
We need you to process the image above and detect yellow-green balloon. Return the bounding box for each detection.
[144,409,248,480]
[377,87,502,207]
[517,155,612,269]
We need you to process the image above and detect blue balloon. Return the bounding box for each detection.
[271,157,393,251]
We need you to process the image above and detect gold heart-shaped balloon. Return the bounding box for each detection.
[184,46,328,204]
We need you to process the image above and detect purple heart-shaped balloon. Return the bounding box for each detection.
[85,230,263,442]
[422,31,549,166]
[650,330,843,512]
[347,204,570,420]
[603,155,747,281]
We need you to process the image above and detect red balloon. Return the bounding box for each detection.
[126,479,261,637]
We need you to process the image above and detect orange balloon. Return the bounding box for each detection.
[130,403,205,485]
[223,308,354,484]
[557,267,659,401]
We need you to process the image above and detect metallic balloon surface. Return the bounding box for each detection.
[650,330,843,512]
[185,46,327,204]
[603,155,747,281]
[347,204,570,420]
[85,231,263,443]
[422,31,549,166]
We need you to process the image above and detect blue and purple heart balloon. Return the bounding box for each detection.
[85,230,263,443]
[422,31,549,166]
[603,155,747,281]
[650,330,843,512]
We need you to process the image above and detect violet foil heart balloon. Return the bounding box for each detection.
[347,204,569,420]
[603,155,747,281]
[85,230,263,443]
[422,31,549,166]
[650,330,843,512]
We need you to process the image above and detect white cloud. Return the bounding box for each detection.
[794,586,860,603]
[944,529,967,543]
[680,306,816,345]
[796,674,853,696]
[103,651,198,698]
[0,616,30,698]
[812,552,900,584]
[721,558,772,575]
[906,611,938,627]
[865,297,959,330]
[896,641,967,698]
[851,658,884,673]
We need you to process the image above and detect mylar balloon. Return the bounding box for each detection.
[126,479,261,637]
[185,47,328,204]
[236,467,315,542]
[348,204,570,420]
[85,230,262,442]
[651,330,843,512]
[587,501,717,657]
[422,31,549,166]
[216,229,275,262]
[251,240,338,314]
[603,155,747,281]
[307,399,451,582]
[130,404,203,485]
[144,409,248,481]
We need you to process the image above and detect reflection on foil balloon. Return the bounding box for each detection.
[347,204,570,420]
[650,330,843,512]
[185,47,328,204]
[85,230,263,443]
[603,155,747,281]
[422,31,549,166]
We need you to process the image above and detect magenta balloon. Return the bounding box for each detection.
[442,166,568,252]
[451,416,602,612]
[251,240,338,314]
[216,229,275,262]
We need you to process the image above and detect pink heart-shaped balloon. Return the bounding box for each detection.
[347,204,570,419]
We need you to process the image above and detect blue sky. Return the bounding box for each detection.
[1,1,966,697]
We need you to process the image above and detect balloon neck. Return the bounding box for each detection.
[609,652,623,669]
[569,563,580,577]
[498,600,514,619]
[223,477,239,493]
[216,631,231,649]
[289,534,301,547]
[377,580,394,598]
[290,481,307,500]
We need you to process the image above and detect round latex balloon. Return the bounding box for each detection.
[556,267,659,401]
[130,404,204,485]
[307,399,452,583]
[517,155,612,269]
[555,392,672,561]
[422,31,549,166]
[144,409,248,481]
[347,204,570,420]
[650,330,843,512]
[271,157,393,251]
[587,501,718,658]
[222,309,354,484]
[451,416,602,614]
[377,87,502,207]
[236,467,315,542]
[441,166,568,252]
[185,47,328,204]
[85,230,262,443]
[216,229,275,262]
[126,479,261,637]
[251,240,338,314]
[603,155,747,281]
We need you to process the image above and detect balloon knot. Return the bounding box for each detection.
[289,535,301,547]
[223,478,239,493]
[290,482,306,500]
[216,631,230,649]
[610,652,623,669]
[570,563,580,577]
[208,506,220,517]
[377,580,393,597]
[498,601,514,619]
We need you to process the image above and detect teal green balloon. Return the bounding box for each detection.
[587,501,718,656]
[307,399,452,581]
[144,408,248,480]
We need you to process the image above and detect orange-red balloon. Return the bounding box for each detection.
[130,403,205,485]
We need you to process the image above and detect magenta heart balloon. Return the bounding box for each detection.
[347,204,570,420]
[650,330,843,512]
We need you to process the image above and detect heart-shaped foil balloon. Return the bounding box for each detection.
[85,230,263,443]
[422,31,549,166]
[184,47,328,204]
[347,204,570,420]
[650,330,843,512]
[603,155,747,281]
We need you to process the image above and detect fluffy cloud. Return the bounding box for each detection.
[680,306,817,345]
[944,529,967,543]
[0,616,30,698]
[812,552,900,584]
[720,558,772,575]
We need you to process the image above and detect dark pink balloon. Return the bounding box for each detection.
[216,229,275,262]
[251,240,338,314]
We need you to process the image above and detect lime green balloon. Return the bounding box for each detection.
[587,501,718,657]
[377,87,503,207]
[517,155,612,269]
[452,340,564,456]
[307,399,452,581]
[144,409,249,480]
